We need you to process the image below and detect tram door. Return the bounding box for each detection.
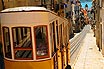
[50,22,58,69]
[59,24,64,69]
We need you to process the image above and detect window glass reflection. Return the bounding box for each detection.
[12,27,33,59]
[34,26,49,57]
[12,27,32,48]
[15,50,32,58]
[3,27,12,58]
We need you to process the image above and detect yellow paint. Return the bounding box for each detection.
[4,59,53,69]
[68,42,71,63]
[57,50,62,69]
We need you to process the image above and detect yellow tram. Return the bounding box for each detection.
[0,7,71,69]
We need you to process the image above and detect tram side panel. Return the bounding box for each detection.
[4,60,53,69]
[48,12,71,69]
[58,18,65,69]
[48,13,66,69]
[58,17,71,69]
[48,13,60,69]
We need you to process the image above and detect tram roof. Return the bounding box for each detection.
[1,6,47,12]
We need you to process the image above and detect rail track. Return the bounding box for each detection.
[70,25,91,65]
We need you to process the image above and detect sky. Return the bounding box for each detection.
[80,0,92,2]
[81,1,92,10]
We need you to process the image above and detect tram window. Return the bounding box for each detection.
[52,22,57,52]
[56,21,59,45]
[34,26,49,58]
[59,25,63,46]
[15,50,32,59]
[12,27,33,59]
[49,22,57,56]
[64,27,67,45]
[2,27,12,58]
[12,27,32,48]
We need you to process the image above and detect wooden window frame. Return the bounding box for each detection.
[34,25,50,59]
[2,27,12,59]
[12,27,33,60]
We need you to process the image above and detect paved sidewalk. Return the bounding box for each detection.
[72,28,104,69]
